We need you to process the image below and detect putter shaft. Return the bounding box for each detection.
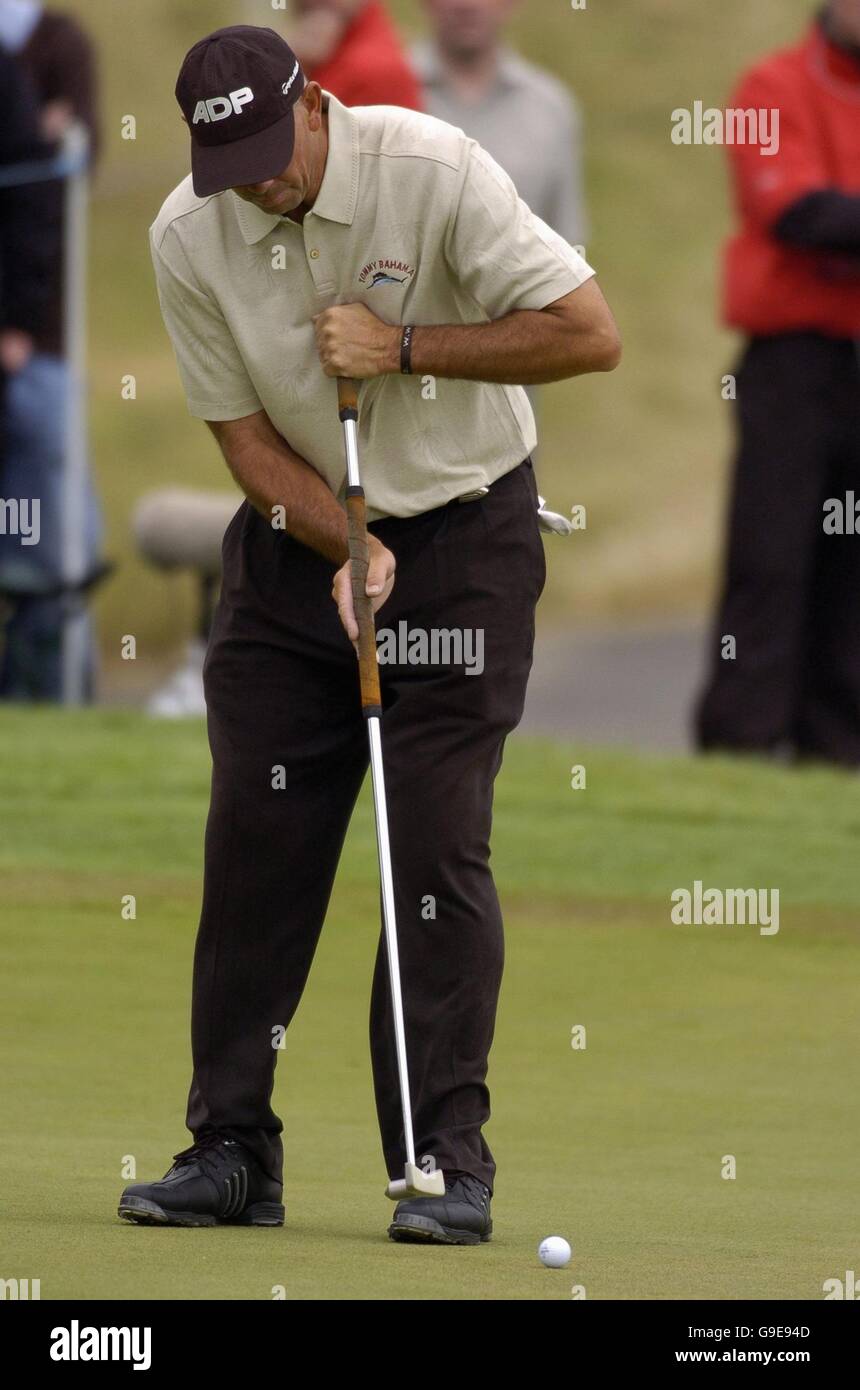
[336,378,421,1180]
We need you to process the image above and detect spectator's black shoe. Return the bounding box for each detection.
[388,1171,492,1245]
[117,1136,284,1227]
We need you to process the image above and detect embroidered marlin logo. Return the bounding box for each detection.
[358,256,415,288]
[368,270,407,288]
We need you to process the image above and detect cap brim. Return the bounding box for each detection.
[190,110,296,197]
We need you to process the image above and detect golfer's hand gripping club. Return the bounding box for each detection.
[340,392,382,715]
[332,380,395,651]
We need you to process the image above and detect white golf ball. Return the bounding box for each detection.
[538,1236,572,1268]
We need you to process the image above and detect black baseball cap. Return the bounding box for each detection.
[176,26,306,197]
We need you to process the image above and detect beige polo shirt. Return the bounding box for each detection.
[150,92,594,520]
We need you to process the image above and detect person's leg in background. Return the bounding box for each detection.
[368,461,546,1194]
[696,335,842,756]
[796,340,860,767]
[0,353,102,700]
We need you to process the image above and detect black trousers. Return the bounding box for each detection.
[696,333,860,766]
[185,458,546,1192]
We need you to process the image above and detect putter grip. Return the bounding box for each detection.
[337,377,359,418]
[346,489,382,714]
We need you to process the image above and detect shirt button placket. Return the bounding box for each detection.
[306,234,334,297]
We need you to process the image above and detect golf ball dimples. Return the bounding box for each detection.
[538,1236,571,1268]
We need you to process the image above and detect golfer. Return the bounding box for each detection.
[119,24,620,1243]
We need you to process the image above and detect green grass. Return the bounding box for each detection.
[51,0,815,666]
[0,710,857,1299]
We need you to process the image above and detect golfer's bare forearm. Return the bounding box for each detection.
[206,413,348,565]
[406,281,621,385]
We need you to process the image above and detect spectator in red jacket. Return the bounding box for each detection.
[285,1,422,110]
[696,0,860,767]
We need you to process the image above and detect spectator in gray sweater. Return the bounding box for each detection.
[412,0,587,246]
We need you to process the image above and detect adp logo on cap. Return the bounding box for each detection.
[192,86,255,125]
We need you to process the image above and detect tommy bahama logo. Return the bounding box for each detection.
[359,256,414,289]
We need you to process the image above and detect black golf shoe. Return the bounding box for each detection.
[118,1135,284,1227]
[388,1171,492,1245]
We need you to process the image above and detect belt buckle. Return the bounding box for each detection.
[456,486,490,504]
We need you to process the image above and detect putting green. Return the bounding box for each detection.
[1,710,857,1300]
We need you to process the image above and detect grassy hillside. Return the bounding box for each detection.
[0,710,857,1299]
[61,0,814,671]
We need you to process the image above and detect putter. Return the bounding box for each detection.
[336,378,446,1202]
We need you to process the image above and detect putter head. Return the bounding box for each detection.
[385,1162,446,1201]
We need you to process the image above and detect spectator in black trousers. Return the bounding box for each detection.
[0,1,102,701]
[0,43,51,449]
[697,1,860,768]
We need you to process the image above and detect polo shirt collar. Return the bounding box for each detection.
[312,94,360,225]
[232,92,359,246]
[232,194,281,246]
